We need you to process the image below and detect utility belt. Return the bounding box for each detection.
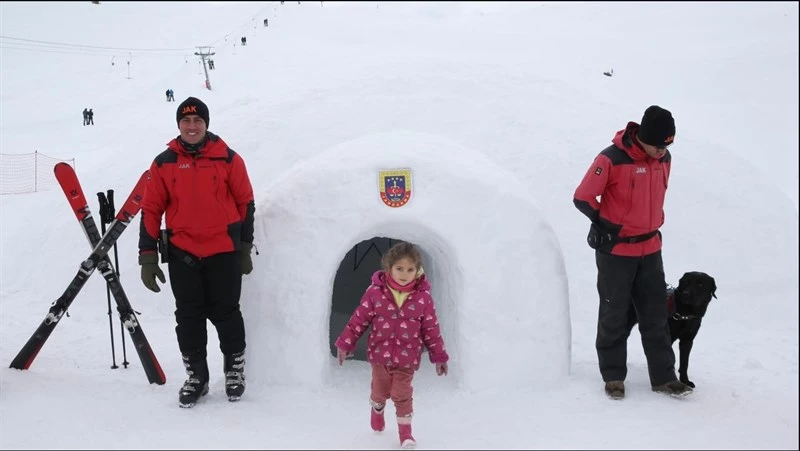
[158,229,201,267]
[587,224,659,251]
[614,230,660,244]
[158,229,242,267]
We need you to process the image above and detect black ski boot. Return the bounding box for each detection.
[178,351,209,408]
[224,351,246,402]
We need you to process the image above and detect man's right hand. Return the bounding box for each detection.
[139,253,166,292]
[587,223,616,250]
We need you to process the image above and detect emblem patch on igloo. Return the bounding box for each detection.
[378,169,412,208]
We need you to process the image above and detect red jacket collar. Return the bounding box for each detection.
[167,132,228,158]
[612,122,648,161]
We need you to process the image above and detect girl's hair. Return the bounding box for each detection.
[381,241,422,271]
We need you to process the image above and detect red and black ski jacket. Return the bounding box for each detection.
[573,122,671,257]
[139,132,255,258]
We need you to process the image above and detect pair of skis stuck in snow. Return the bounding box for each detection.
[9,162,166,385]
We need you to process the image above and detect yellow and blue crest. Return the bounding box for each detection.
[378,169,412,208]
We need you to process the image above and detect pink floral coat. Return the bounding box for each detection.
[335,270,449,370]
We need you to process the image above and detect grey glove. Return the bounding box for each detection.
[139,253,166,292]
[240,242,254,275]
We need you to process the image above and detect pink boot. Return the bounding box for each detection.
[398,423,416,449]
[370,405,385,432]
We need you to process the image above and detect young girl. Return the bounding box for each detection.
[336,242,449,450]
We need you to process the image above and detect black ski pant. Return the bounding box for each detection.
[168,248,246,358]
[594,250,677,386]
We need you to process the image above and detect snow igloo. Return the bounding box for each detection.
[242,131,571,391]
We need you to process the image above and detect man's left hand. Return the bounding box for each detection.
[240,242,254,275]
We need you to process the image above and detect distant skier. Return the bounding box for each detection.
[240,36,247,46]
[87,108,94,125]
[82,108,89,126]
[335,242,449,450]
[166,89,175,102]
[208,59,215,70]
[263,18,268,27]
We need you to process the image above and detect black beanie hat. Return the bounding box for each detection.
[176,97,210,127]
[638,105,675,147]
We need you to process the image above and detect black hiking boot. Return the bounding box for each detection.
[224,351,246,402]
[178,351,209,408]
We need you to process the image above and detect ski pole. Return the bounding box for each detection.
[107,189,129,369]
[97,192,118,369]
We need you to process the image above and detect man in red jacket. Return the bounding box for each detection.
[138,97,256,408]
[573,105,692,400]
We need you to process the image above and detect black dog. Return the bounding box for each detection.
[667,271,718,388]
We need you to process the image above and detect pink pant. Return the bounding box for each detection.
[370,364,415,417]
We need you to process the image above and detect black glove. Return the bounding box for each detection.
[139,253,166,292]
[240,242,254,275]
[587,223,617,250]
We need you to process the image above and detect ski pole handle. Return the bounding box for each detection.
[106,189,116,223]
[107,190,115,214]
[97,192,108,223]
